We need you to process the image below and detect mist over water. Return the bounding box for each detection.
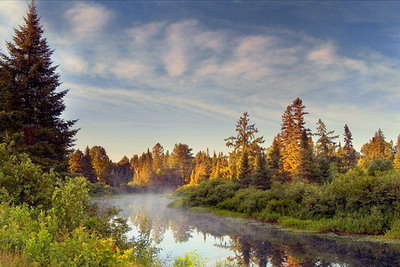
[101,194,400,266]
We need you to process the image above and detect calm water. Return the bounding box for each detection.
[101,194,400,266]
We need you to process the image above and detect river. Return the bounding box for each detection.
[101,194,400,266]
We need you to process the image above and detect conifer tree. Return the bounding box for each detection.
[359,129,393,169]
[112,156,133,186]
[237,149,251,187]
[267,135,287,181]
[83,146,96,183]
[297,130,315,181]
[171,143,193,184]
[252,152,272,189]
[90,146,112,183]
[314,119,338,158]
[225,112,264,178]
[225,112,264,153]
[0,1,77,169]
[342,124,357,170]
[313,119,338,182]
[68,149,85,174]
[280,98,311,179]
[152,143,164,171]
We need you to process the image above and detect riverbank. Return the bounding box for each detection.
[101,193,400,266]
[170,171,400,241]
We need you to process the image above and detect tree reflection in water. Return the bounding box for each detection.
[105,195,400,267]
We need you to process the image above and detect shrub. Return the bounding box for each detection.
[50,177,90,232]
[0,144,55,208]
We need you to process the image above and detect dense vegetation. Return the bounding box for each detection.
[165,99,400,237]
[0,2,163,266]
[173,171,400,237]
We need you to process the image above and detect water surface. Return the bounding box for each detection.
[102,194,400,266]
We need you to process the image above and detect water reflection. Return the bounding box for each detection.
[104,194,400,266]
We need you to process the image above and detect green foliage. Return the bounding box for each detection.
[176,170,400,237]
[174,179,239,208]
[0,144,55,208]
[50,177,90,232]
[173,250,207,267]
[87,182,112,197]
[0,149,161,266]
[367,158,393,176]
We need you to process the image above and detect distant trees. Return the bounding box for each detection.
[225,112,264,181]
[68,98,400,189]
[0,2,77,170]
[359,129,393,169]
[171,143,194,184]
[90,146,112,184]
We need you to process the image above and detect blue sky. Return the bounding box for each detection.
[1,1,400,161]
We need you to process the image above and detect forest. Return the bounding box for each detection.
[1,1,400,266]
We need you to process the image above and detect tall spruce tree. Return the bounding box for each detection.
[0,2,77,170]
[342,124,357,170]
[280,98,311,179]
[237,149,251,187]
[267,135,287,181]
[171,143,193,184]
[252,152,272,189]
[297,130,315,181]
[314,119,338,158]
[225,112,264,178]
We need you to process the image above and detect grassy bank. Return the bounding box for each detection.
[170,170,400,239]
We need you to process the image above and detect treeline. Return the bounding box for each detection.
[71,97,400,188]
[169,98,400,237]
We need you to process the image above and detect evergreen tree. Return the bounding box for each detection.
[313,119,338,182]
[280,98,311,179]
[0,2,77,170]
[68,149,85,174]
[82,146,96,183]
[267,135,287,181]
[342,124,357,171]
[152,143,164,171]
[225,112,264,178]
[252,152,272,189]
[190,151,212,185]
[171,143,193,184]
[314,119,338,158]
[237,149,251,187]
[359,129,393,169]
[225,112,264,153]
[90,145,112,184]
[112,156,133,186]
[297,130,315,181]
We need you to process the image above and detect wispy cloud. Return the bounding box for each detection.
[1,1,400,157]
[65,2,113,39]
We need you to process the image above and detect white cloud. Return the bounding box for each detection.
[47,8,400,144]
[308,44,336,65]
[65,3,112,39]
[163,20,198,77]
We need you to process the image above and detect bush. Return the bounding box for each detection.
[50,177,90,232]
[0,144,55,208]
